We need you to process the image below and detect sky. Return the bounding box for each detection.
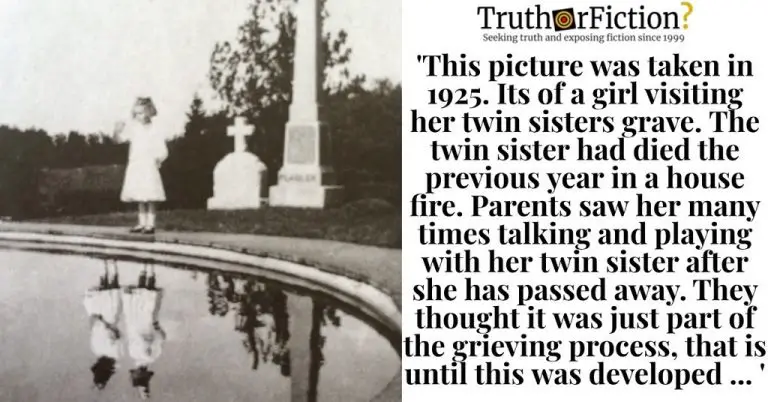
[0,0,401,137]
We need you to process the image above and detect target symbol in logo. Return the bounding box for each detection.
[552,8,576,31]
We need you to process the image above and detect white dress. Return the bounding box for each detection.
[123,288,166,366]
[120,122,168,203]
[254,313,277,360]
[84,289,123,359]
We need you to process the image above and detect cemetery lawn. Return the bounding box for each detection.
[36,207,401,249]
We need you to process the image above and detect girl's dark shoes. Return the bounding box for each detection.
[130,226,144,233]
[142,227,155,235]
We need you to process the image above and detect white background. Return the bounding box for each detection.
[402,0,768,400]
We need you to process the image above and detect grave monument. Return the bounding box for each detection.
[268,0,343,208]
[207,117,266,210]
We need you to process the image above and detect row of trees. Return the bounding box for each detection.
[0,0,400,218]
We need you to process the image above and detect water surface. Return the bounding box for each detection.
[0,249,399,401]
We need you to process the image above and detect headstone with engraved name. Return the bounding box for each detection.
[268,0,343,209]
[208,117,267,210]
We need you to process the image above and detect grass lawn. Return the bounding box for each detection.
[35,206,401,249]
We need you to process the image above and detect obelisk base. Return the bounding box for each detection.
[269,165,344,209]
[269,184,343,209]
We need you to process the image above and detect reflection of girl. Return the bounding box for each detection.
[235,282,270,369]
[235,282,288,372]
[123,263,166,399]
[254,305,277,361]
[83,260,122,390]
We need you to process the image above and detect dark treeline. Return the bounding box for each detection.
[0,0,400,219]
[0,128,127,169]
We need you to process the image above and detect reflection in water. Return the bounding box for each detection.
[206,274,235,317]
[235,281,290,373]
[83,259,121,390]
[123,263,166,400]
[204,272,342,381]
[308,302,323,402]
[0,250,398,402]
[85,260,167,399]
[205,272,343,402]
[83,265,350,401]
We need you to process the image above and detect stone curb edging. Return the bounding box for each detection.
[0,230,402,402]
[169,236,403,310]
[1,224,403,309]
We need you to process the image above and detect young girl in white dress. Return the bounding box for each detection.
[123,263,166,399]
[115,97,168,234]
[83,259,122,390]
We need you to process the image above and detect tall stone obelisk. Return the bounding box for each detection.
[269,0,343,208]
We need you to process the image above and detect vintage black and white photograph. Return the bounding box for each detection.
[0,0,401,401]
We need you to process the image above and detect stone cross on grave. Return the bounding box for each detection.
[228,117,254,153]
[207,116,266,210]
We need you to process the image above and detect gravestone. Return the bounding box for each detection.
[268,0,343,209]
[207,117,267,210]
